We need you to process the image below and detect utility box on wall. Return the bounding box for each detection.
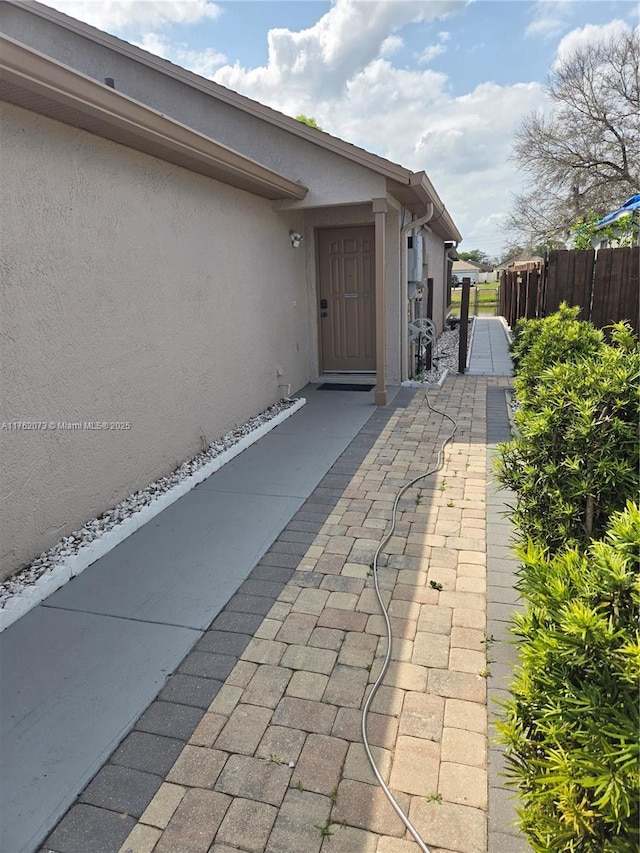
[407,234,424,283]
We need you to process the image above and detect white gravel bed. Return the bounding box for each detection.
[0,397,305,631]
[403,320,473,387]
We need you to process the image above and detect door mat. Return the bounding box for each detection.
[318,383,375,391]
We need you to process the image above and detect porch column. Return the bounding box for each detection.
[372,198,388,406]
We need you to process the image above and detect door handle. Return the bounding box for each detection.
[321,312,328,318]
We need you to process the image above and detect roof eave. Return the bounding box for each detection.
[5,0,412,184]
[5,0,463,235]
[0,34,308,201]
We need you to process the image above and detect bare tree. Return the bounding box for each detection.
[507,30,640,245]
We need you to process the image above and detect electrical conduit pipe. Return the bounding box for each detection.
[401,203,434,380]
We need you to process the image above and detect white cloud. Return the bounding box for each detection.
[393,80,547,249]
[204,0,545,247]
[49,0,221,32]
[215,0,467,100]
[134,33,226,76]
[525,1,571,39]
[419,29,450,64]
[555,19,634,63]
[420,42,446,62]
[380,35,403,57]
[526,17,560,38]
[46,0,554,249]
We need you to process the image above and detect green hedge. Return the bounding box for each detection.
[510,304,605,400]
[499,504,640,853]
[497,337,639,550]
[496,308,640,851]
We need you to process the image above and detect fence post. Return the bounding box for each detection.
[538,256,547,317]
[509,271,517,328]
[526,269,539,318]
[503,272,509,324]
[500,270,509,323]
[458,278,471,373]
[518,273,527,323]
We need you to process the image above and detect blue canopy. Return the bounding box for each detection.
[596,194,640,227]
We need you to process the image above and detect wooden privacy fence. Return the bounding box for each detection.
[499,247,640,332]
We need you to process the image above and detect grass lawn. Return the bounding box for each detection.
[450,282,499,315]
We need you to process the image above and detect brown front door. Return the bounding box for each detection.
[317,226,376,372]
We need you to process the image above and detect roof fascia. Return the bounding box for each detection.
[6,1,463,237]
[0,34,308,201]
[6,0,412,184]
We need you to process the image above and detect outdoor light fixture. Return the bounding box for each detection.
[289,230,303,248]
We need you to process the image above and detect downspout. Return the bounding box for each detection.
[443,240,459,327]
[400,203,434,381]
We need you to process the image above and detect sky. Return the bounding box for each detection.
[46,0,639,259]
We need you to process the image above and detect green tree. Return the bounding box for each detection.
[458,249,491,265]
[295,114,323,130]
[572,210,638,249]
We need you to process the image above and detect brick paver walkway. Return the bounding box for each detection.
[85,376,516,853]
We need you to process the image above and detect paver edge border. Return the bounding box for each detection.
[498,315,513,344]
[465,314,477,370]
[401,366,450,390]
[0,397,306,633]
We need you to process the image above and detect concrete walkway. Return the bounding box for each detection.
[467,318,513,377]
[2,319,529,853]
[1,386,401,853]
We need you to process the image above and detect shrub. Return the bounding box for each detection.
[497,340,639,550]
[511,304,605,400]
[499,309,640,851]
[499,503,640,853]
[511,303,579,368]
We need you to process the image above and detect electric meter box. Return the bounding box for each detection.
[407,234,424,283]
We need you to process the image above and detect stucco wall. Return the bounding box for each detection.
[0,5,445,383]
[0,103,309,579]
[0,5,387,209]
[423,228,447,334]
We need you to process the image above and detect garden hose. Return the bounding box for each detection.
[361,390,458,853]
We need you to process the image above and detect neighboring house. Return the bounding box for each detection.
[452,260,479,284]
[451,259,493,285]
[593,194,640,249]
[0,0,462,579]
